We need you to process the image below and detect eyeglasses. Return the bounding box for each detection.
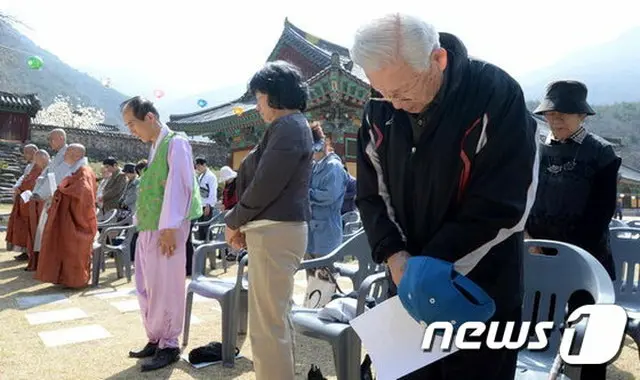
[370,73,425,103]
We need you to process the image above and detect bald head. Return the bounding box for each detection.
[23,144,38,161]
[64,143,86,165]
[34,149,50,169]
[48,129,67,151]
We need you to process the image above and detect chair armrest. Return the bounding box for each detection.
[97,210,117,226]
[100,215,133,230]
[356,272,388,316]
[193,216,215,227]
[192,241,228,277]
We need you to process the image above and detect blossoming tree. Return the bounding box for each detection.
[34,96,106,129]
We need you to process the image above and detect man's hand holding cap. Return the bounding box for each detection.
[397,256,496,330]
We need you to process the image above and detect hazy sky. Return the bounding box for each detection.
[1,0,639,103]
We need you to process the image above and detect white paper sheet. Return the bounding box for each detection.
[47,173,56,196]
[20,190,32,203]
[350,296,458,380]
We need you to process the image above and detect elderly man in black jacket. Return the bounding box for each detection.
[351,14,539,380]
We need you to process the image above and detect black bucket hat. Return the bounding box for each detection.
[533,80,595,116]
[122,163,136,174]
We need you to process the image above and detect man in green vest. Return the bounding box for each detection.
[120,96,202,372]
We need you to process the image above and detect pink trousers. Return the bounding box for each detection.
[135,220,190,348]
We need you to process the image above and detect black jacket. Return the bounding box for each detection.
[356,33,539,312]
[526,132,620,280]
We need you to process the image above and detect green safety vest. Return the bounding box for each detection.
[136,132,203,231]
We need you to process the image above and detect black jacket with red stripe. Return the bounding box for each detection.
[356,33,539,313]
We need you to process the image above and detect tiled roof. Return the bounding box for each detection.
[169,18,368,126]
[620,164,640,183]
[94,123,122,132]
[307,53,369,89]
[168,96,257,126]
[279,18,368,83]
[0,91,42,117]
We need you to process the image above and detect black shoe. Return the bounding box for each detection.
[129,342,158,358]
[14,253,28,261]
[141,347,180,372]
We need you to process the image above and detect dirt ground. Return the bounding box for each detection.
[0,202,638,380]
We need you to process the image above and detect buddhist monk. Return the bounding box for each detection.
[25,150,50,271]
[31,129,70,256]
[6,144,38,259]
[36,144,97,288]
[121,96,202,372]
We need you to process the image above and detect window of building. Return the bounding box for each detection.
[345,137,357,159]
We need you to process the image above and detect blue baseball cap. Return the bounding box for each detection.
[398,256,496,330]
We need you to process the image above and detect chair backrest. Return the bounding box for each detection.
[610,227,640,311]
[336,230,383,287]
[626,220,640,228]
[522,240,615,357]
[610,219,626,228]
[209,223,226,242]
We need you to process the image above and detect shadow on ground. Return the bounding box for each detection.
[103,356,255,380]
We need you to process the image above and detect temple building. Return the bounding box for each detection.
[167,18,370,174]
[0,91,41,142]
[168,18,640,203]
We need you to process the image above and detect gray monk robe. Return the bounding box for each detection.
[32,145,70,252]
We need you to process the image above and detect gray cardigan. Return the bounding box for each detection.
[225,112,313,229]
[120,177,139,211]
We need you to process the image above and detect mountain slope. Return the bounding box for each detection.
[0,19,129,128]
[520,27,640,104]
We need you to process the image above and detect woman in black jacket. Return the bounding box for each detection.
[526,80,621,380]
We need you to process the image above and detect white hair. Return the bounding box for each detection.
[351,13,440,72]
[50,128,67,141]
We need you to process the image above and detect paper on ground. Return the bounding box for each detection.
[47,173,56,196]
[350,296,458,380]
[20,190,32,203]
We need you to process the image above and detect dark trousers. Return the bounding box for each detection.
[567,291,606,380]
[196,208,210,241]
[386,272,520,380]
[186,222,195,276]
[130,232,138,262]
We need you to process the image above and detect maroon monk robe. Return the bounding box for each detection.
[36,166,98,288]
[6,165,43,253]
